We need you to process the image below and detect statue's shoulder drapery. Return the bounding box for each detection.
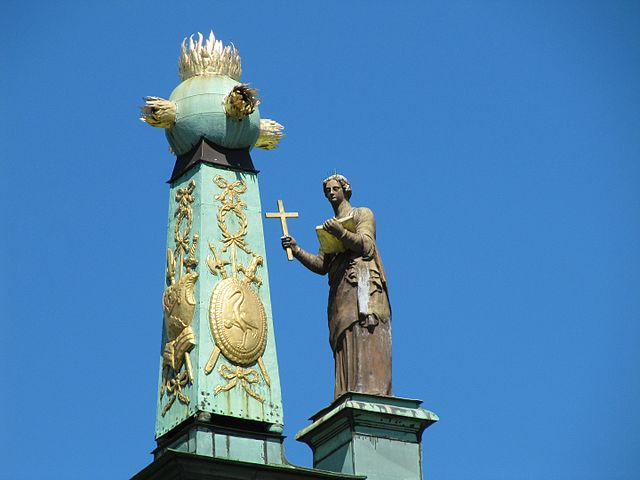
[325,206,391,351]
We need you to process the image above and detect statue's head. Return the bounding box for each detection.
[322,174,352,201]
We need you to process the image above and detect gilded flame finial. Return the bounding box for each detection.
[179,31,242,82]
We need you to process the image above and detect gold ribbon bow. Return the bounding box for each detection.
[214,364,264,402]
[161,370,190,415]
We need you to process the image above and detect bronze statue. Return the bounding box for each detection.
[281,175,392,399]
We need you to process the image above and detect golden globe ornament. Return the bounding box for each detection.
[140,31,284,155]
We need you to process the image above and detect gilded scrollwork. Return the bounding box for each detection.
[205,176,270,403]
[160,180,199,415]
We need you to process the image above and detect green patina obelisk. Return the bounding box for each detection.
[138,31,288,466]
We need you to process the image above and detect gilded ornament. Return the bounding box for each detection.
[178,31,242,82]
[205,176,270,403]
[209,277,267,365]
[139,30,284,153]
[224,84,260,121]
[214,364,264,403]
[160,180,199,415]
[256,119,284,150]
[139,96,176,128]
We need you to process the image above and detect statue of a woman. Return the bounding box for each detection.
[282,175,392,399]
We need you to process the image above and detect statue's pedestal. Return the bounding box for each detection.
[296,393,438,480]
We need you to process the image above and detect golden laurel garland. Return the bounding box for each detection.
[214,177,252,254]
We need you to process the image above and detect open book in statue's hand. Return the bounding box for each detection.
[316,216,356,253]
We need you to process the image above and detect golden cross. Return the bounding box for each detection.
[265,199,299,261]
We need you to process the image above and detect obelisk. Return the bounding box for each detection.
[139,31,287,464]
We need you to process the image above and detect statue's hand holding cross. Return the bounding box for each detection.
[266,200,298,261]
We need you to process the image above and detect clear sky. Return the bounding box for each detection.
[2,1,639,479]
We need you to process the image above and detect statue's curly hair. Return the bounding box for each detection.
[322,174,352,200]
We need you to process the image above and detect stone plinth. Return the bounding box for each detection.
[296,393,438,480]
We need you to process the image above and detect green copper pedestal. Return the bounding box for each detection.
[296,394,439,480]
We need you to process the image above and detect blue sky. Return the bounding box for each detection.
[2,1,639,479]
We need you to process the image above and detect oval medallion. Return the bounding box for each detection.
[209,277,267,365]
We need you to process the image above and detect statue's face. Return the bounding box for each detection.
[324,179,345,204]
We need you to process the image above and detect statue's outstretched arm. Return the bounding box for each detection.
[293,248,328,275]
[282,235,328,275]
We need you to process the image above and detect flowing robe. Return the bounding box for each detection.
[296,207,392,398]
